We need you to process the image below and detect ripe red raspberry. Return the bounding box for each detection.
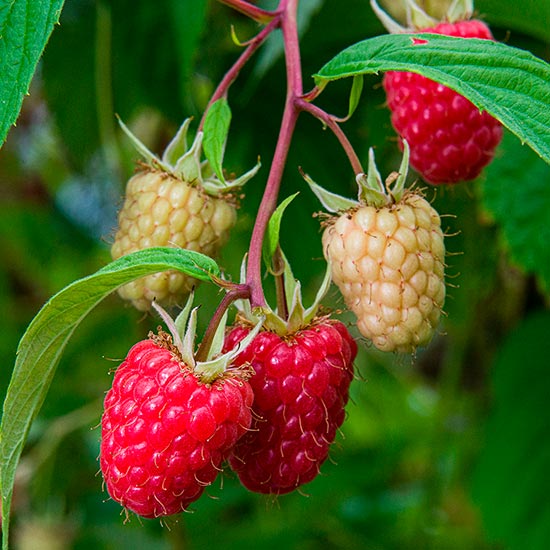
[223,319,357,495]
[383,19,503,184]
[100,334,253,518]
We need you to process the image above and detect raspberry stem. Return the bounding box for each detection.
[195,285,251,363]
[296,98,365,174]
[217,0,365,309]
[218,0,278,23]
[199,17,280,132]
[245,0,301,308]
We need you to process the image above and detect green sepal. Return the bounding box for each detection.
[304,173,358,213]
[152,295,265,383]
[162,117,192,166]
[389,140,410,202]
[308,141,412,211]
[358,148,387,207]
[193,315,265,382]
[446,0,473,22]
[181,306,199,369]
[405,0,437,29]
[118,113,260,196]
[118,115,166,170]
[370,0,472,32]
[174,129,204,183]
[235,251,332,337]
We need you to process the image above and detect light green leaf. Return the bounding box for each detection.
[481,131,550,293]
[262,192,300,271]
[0,247,220,549]
[203,98,232,184]
[0,0,66,147]
[314,33,550,165]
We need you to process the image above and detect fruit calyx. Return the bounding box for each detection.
[118,116,261,196]
[235,253,332,337]
[370,0,474,31]
[305,140,412,212]
[151,293,263,383]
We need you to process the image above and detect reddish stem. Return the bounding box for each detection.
[195,285,251,363]
[295,98,364,174]
[218,0,278,23]
[215,0,364,310]
[199,17,280,131]
[245,0,302,308]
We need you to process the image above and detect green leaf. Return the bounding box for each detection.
[262,192,300,270]
[481,130,550,292]
[0,0,65,147]
[314,33,550,165]
[0,247,219,549]
[202,98,232,184]
[472,311,550,550]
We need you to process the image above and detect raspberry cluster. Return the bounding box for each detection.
[100,315,357,517]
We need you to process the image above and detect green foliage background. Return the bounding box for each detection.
[1,0,549,548]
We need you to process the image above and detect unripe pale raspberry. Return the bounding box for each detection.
[383,19,503,184]
[323,192,445,352]
[100,335,253,518]
[223,319,357,495]
[111,168,237,310]
[111,116,260,311]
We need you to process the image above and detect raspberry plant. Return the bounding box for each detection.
[1,0,549,548]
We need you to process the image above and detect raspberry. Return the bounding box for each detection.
[307,141,446,353]
[100,332,255,518]
[223,319,357,495]
[382,19,503,184]
[323,192,445,352]
[112,118,260,311]
[111,169,237,310]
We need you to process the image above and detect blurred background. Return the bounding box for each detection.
[1,0,549,548]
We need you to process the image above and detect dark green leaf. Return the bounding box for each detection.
[203,98,232,183]
[314,33,550,164]
[262,192,300,271]
[481,131,550,292]
[0,247,219,549]
[472,311,550,550]
[0,0,65,147]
